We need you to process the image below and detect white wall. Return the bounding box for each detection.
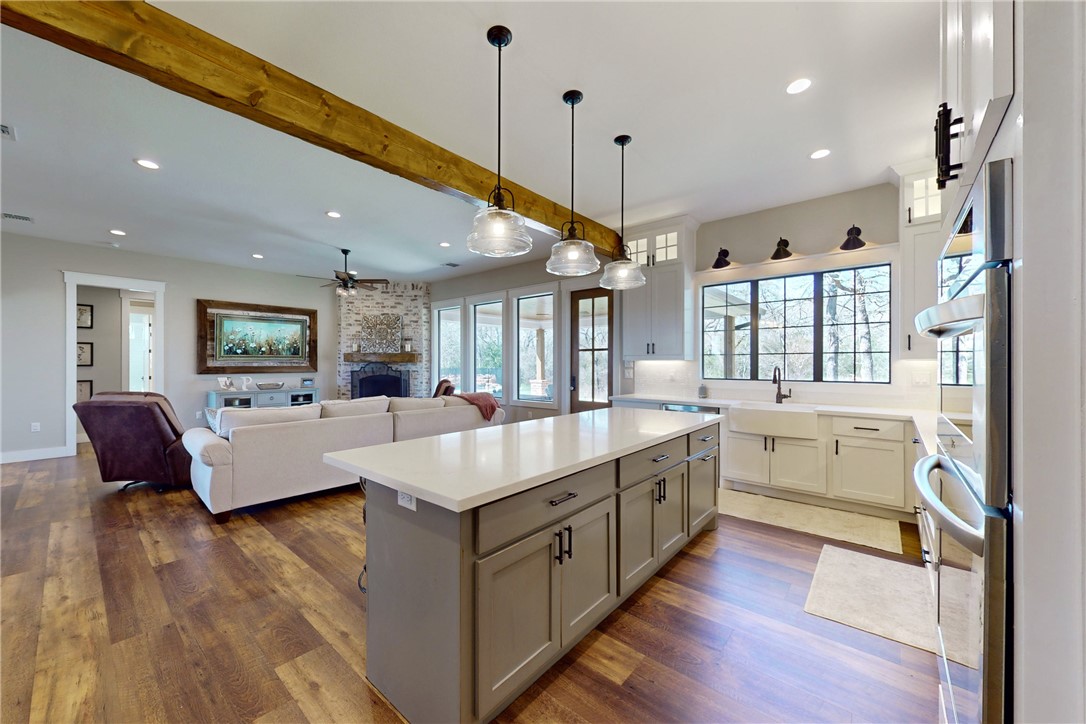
[0,232,340,457]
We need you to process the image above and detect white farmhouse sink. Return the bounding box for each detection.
[727,401,820,439]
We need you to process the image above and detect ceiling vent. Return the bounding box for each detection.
[2,212,34,223]
[0,124,16,141]
[443,262,461,268]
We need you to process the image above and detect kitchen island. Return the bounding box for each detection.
[324,407,721,723]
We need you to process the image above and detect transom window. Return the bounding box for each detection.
[655,231,679,262]
[627,237,649,266]
[702,263,891,383]
[911,175,942,221]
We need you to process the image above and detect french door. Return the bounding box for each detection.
[570,289,613,413]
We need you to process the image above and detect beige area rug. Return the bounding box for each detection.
[805,545,980,668]
[720,489,903,554]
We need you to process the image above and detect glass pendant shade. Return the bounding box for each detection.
[546,238,600,276]
[599,257,646,289]
[335,285,347,297]
[467,205,533,257]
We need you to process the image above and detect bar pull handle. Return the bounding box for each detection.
[835,439,839,455]
[660,476,667,502]
[853,426,881,431]
[699,435,715,442]
[652,453,670,463]
[764,436,767,451]
[646,343,650,355]
[907,333,912,351]
[651,342,656,354]
[701,454,716,462]
[549,491,579,507]
[772,438,776,453]
[654,479,663,504]
[554,530,564,565]
[565,525,573,560]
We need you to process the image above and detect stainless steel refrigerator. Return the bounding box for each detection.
[914,157,1012,724]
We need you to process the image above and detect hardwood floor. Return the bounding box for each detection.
[1,445,937,722]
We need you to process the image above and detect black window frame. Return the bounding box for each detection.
[937,254,977,387]
[701,262,892,384]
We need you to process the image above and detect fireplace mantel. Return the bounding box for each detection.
[343,352,420,364]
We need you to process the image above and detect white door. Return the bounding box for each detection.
[125,303,154,392]
[723,431,770,485]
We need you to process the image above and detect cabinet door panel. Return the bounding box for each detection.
[657,466,688,559]
[723,431,770,484]
[621,282,652,359]
[560,497,617,646]
[688,450,718,535]
[770,437,826,494]
[832,437,906,508]
[617,478,657,596]
[476,528,559,716]
[648,264,685,358]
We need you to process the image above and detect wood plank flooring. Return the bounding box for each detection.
[1,445,937,722]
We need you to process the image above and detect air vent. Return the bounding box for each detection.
[0,124,16,141]
[2,212,34,223]
[443,262,461,268]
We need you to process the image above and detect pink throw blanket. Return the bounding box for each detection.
[453,392,500,421]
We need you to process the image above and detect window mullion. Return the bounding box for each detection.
[813,273,824,382]
[750,280,760,380]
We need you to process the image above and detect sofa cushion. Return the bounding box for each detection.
[208,403,321,439]
[393,405,504,441]
[441,395,471,407]
[388,397,446,413]
[320,396,390,418]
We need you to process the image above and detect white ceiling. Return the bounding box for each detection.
[0,2,938,282]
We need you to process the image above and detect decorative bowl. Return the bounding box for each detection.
[256,382,285,390]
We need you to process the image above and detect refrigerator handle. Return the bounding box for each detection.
[912,454,986,556]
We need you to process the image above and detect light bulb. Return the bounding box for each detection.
[490,222,507,237]
[618,268,628,278]
[569,250,580,260]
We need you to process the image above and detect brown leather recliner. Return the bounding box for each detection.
[73,392,191,489]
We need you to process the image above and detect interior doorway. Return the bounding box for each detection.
[122,294,155,392]
[570,288,613,413]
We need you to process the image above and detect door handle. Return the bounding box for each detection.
[912,454,988,556]
[554,530,565,565]
[565,525,573,560]
[660,476,667,503]
[570,375,576,392]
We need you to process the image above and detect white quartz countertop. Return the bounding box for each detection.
[323,407,722,513]
[611,393,940,454]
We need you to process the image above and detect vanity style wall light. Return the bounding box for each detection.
[840,225,866,251]
[770,237,792,260]
[711,248,731,269]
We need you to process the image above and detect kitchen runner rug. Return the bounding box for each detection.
[805,545,979,668]
[720,489,903,554]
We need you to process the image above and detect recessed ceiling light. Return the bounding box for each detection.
[252,253,264,259]
[810,149,831,160]
[439,242,451,248]
[326,211,342,219]
[786,78,812,95]
[135,158,160,170]
[109,229,126,236]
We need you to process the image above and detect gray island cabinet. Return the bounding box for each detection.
[324,408,720,723]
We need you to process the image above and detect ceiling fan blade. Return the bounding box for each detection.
[334,270,352,282]
[353,279,390,285]
[297,274,337,281]
[320,281,340,287]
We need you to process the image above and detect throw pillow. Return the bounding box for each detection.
[205,407,224,435]
[388,397,446,413]
[213,403,322,439]
[321,396,390,418]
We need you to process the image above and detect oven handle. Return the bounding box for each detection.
[912,454,986,556]
[914,295,984,339]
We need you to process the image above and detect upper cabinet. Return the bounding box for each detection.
[620,216,698,361]
[937,0,1015,195]
[893,161,944,360]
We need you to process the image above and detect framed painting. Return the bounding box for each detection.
[76,380,93,402]
[197,299,317,374]
[76,342,94,367]
[76,304,94,329]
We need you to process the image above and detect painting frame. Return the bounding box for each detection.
[197,299,317,374]
[76,342,94,367]
[76,380,93,402]
[76,303,94,329]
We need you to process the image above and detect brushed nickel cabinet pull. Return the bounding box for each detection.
[699,435,715,442]
[701,454,716,462]
[549,491,579,507]
[652,453,670,463]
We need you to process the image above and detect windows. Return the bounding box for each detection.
[937,255,982,385]
[435,306,462,390]
[517,293,555,402]
[702,263,891,383]
[473,301,503,398]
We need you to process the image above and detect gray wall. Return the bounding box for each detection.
[1,232,340,455]
[76,285,123,398]
[430,256,569,302]
[696,183,899,268]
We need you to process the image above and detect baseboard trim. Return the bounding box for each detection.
[0,446,73,464]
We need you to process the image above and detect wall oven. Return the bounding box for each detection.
[914,158,1011,724]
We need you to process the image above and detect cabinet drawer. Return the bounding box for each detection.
[255,392,287,407]
[688,425,720,457]
[477,462,615,555]
[831,417,904,441]
[619,437,687,488]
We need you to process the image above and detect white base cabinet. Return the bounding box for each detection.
[829,417,906,508]
[723,431,826,495]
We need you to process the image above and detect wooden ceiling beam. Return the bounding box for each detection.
[0,1,620,255]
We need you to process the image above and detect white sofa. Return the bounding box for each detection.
[182,395,504,520]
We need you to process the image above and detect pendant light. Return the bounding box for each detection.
[547,90,600,276]
[600,135,646,290]
[467,26,532,257]
[840,224,866,250]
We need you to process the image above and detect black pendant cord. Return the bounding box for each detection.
[496,43,502,189]
[620,141,624,244]
[569,99,575,227]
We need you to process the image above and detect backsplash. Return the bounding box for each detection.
[633,359,939,409]
[337,283,431,399]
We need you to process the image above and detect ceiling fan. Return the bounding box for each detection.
[299,248,389,296]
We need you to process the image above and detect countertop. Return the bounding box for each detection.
[323,407,722,513]
[611,393,941,454]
